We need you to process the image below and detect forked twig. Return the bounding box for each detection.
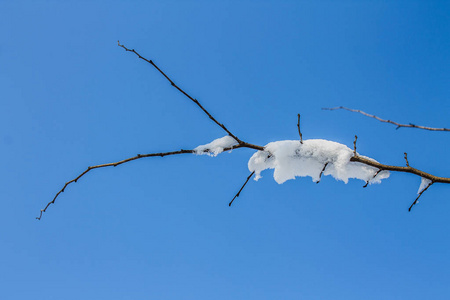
[323,106,450,132]
[229,171,255,206]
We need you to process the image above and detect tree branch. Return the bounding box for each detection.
[117,41,243,143]
[37,145,246,220]
[350,156,450,184]
[38,45,450,219]
[323,106,450,132]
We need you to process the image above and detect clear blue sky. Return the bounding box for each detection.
[1,1,449,299]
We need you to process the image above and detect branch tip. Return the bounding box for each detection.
[324,106,450,132]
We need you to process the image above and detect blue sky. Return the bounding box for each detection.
[1,1,449,299]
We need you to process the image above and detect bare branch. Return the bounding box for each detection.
[353,135,358,156]
[297,114,303,144]
[37,145,246,220]
[229,171,255,207]
[323,106,450,132]
[409,181,433,211]
[117,41,243,143]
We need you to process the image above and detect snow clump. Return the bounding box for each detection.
[248,139,389,184]
[194,135,238,157]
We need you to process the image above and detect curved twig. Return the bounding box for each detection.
[323,106,450,132]
[37,145,246,220]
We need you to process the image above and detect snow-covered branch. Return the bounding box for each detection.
[36,43,450,219]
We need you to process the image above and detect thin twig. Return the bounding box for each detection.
[37,145,245,220]
[353,135,358,156]
[229,171,255,206]
[404,152,410,167]
[409,181,433,211]
[297,114,303,144]
[323,106,450,132]
[316,163,328,184]
[117,41,243,143]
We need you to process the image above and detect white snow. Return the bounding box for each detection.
[418,177,432,194]
[194,135,238,157]
[248,139,390,184]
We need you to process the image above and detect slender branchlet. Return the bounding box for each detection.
[37,145,245,220]
[409,181,434,211]
[117,41,243,144]
[297,114,303,144]
[323,106,450,132]
[363,169,383,188]
[229,171,255,206]
[316,163,328,184]
[404,152,410,167]
[353,135,358,156]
